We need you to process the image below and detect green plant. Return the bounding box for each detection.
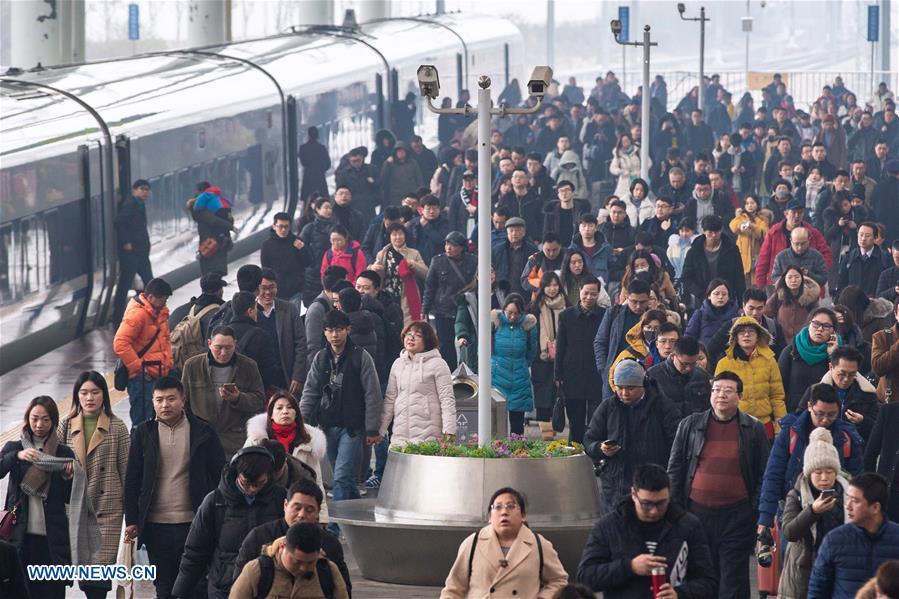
[392,436,585,459]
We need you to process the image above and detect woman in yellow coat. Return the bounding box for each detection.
[729,196,771,288]
[715,315,787,440]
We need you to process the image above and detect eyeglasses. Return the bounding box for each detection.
[656,338,677,346]
[809,320,835,331]
[634,497,669,512]
[811,409,839,422]
[260,284,277,292]
[404,332,424,340]
[490,503,520,512]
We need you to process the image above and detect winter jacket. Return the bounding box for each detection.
[171,470,287,599]
[779,341,836,413]
[607,321,660,387]
[381,348,456,446]
[406,214,452,267]
[876,266,899,302]
[260,229,314,300]
[113,293,172,379]
[124,412,225,535]
[796,371,880,441]
[874,176,899,245]
[300,339,382,436]
[599,221,636,280]
[454,284,507,372]
[228,314,285,390]
[576,498,717,598]
[361,218,390,263]
[715,340,786,431]
[685,299,741,346]
[380,150,424,206]
[609,147,644,198]
[837,245,891,298]
[807,519,899,599]
[0,439,74,566]
[757,410,863,527]
[497,188,544,242]
[765,278,821,343]
[335,162,380,218]
[192,188,234,248]
[233,520,350,594]
[332,203,366,243]
[779,474,851,599]
[865,403,899,518]
[441,524,569,599]
[181,352,265,459]
[58,411,129,565]
[244,414,329,523]
[707,314,786,371]
[593,304,641,398]
[667,409,770,509]
[554,304,605,399]
[299,139,330,202]
[299,216,335,302]
[856,297,895,342]
[646,358,712,419]
[543,199,591,244]
[304,291,332,372]
[423,253,478,318]
[490,310,539,412]
[320,240,367,283]
[729,209,771,275]
[755,221,832,287]
[569,235,611,285]
[552,150,589,199]
[370,290,404,366]
[680,234,746,304]
[372,244,429,325]
[492,239,538,295]
[520,251,564,297]
[683,191,736,227]
[620,194,655,230]
[583,381,679,510]
[115,195,151,256]
[771,247,829,290]
[371,129,396,173]
[873,323,899,403]
[345,309,381,375]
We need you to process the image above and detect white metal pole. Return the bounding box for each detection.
[547,0,555,73]
[698,6,706,113]
[477,78,493,448]
[640,26,651,181]
[745,0,750,93]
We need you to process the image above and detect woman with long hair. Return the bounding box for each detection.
[832,304,872,373]
[319,224,367,284]
[299,195,335,306]
[609,133,648,199]
[58,372,129,599]
[618,249,678,308]
[1,396,89,599]
[560,248,606,308]
[527,272,569,440]
[371,222,429,325]
[245,391,328,520]
[380,321,456,447]
[491,294,539,435]
[765,266,821,344]
[730,195,771,287]
[685,279,741,346]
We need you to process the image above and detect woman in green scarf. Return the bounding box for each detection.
[779,307,841,412]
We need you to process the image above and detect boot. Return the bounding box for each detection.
[538,421,555,441]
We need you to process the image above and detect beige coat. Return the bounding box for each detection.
[440,525,568,599]
[58,411,129,565]
[380,348,456,447]
[373,244,428,325]
[181,352,265,459]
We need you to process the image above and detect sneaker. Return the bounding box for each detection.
[365,475,381,489]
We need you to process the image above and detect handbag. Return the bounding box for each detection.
[0,500,20,541]
[113,325,162,391]
[197,236,220,258]
[551,386,567,433]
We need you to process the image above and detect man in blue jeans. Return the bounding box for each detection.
[300,309,382,505]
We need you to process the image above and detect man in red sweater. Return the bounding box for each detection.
[666,371,770,599]
[755,200,832,288]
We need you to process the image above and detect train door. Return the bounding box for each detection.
[82,140,114,330]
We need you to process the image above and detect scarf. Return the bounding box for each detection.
[270,421,297,454]
[794,326,841,366]
[383,246,404,298]
[538,294,565,361]
[20,431,101,565]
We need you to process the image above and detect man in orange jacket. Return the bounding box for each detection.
[113,277,173,427]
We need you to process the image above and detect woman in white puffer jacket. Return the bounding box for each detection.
[381,321,457,448]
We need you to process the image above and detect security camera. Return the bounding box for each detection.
[610,19,623,36]
[417,65,440,100]
[677,3,686,14]
[527,66,553,98]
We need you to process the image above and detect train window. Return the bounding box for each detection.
[0,224,11,304]
[198,129,207,149]
[267,110,273,129]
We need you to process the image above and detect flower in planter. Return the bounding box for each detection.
[393,437,585,458]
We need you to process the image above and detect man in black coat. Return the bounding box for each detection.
[332,186,366,243]
[497,169,544,243]
[423,232,478,371]
[409,135,438,182]
[683,174,735,228]
[680,215,745,306]
[356,269,404,368]
[0,539,29,599]
[492,218,538,296]
[172,446,286,599]
[599,200,636,289]
[260,212,313,302]
[667,371,769,599]
[656,167,692,212]
[234,478,351,593]
[299,126,330,202]
[874,160,899,245]
[646,336,712,419]
[554,275,605,444]
[584,361,680,513]
[405,194,451,266]
[837,222,890,298]
[228,291,284,390]
[334,148,380,221]
[593,279,652,398]
[577,464,717,598]
[124,376,225,599]
[168,272,227,330]
[112,179,154,324]
[864,402,899,521]
[361,206,403,263]
[683,109,715,160]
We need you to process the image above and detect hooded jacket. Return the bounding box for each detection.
[113,293,172,379]
[261,229,313,300]
[381,348,456,447]
[765,277,821,343]
[607,320,660,387]
[552,149,588,199]
[714,317,787,431]
[491,310,539,412]
[370,129,396,173]
[729,208,772,275]
[609,146,644,199]
[380,143,424,206]
[172,469,287,599]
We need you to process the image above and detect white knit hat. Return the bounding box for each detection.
[803,427,841,476]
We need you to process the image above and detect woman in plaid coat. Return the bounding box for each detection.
[58,371,130,599]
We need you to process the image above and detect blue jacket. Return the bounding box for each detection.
[593,304,639,399]
[808,519,899,598]
[684,299,741,346]
[757,411,863,527]
[490,310,538,412]
[569,234,612,285]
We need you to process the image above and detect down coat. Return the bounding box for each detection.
[491,310,539,412]
[113,293,172,379]
[244,414,329,522]
[765,277,821,344]
[380,348,457,447]
[714,317,787,433]
[685,299,741,346]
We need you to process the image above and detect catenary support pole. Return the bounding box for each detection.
[640,25,651,181]
[477,78,493,447]
[698,6,706,113]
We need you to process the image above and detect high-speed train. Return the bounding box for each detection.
[0,12,524,374]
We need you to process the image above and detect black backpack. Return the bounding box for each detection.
[255,553,334,599]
